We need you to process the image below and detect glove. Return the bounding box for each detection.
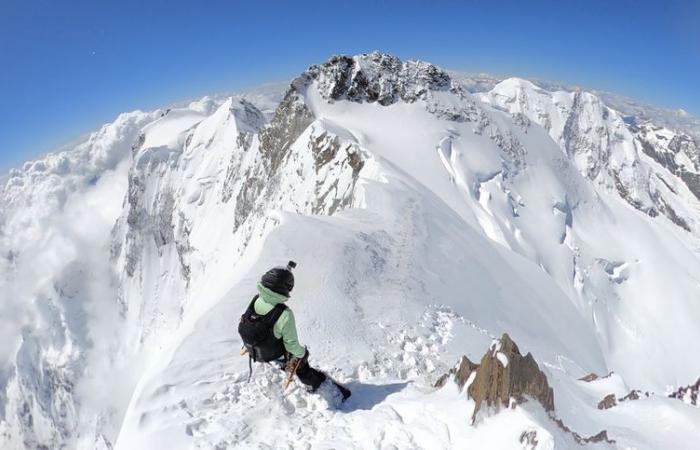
[286,348,309,373]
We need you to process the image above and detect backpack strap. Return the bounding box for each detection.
[263,303,287,327]
[247,294,287,327]
[247,353,253,382]
[246,295,259,314]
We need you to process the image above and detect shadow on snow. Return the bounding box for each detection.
[339,381,410,412]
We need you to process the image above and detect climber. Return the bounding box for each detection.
[238,261,351,401]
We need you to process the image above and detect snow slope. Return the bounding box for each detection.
[2,52,700,449]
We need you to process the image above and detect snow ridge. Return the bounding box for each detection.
[2,53,700,449]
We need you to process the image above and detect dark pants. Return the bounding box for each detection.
[281,354,327,391]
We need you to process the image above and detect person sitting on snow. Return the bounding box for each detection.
[238,261,351,400]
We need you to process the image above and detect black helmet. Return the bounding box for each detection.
[261,261,297,297]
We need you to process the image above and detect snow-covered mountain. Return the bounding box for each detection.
[2,52,700,449]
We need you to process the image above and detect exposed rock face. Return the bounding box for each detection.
[579,372,603,382]
[598,394,617,410]
[437,334,617,445]
[434,355,480,390]
[304,52,451,106]
[560,91,610,180]
[258,91,315,175]
[621,390,644,401]
[670,377,700,406]
[598,389,651,410]
[627,122,700,230]
[295,52,532,184]
[482,79,700,234]
[468,334,555,421]
[553,418,616,445]
[436,334,554,422]
[221,100,266,203]
[632,123,700,174]
[299,52,497,128]
[583,430,614,444]
[233,89,315,230]
[519,429,539,449]
[308,132,365,216]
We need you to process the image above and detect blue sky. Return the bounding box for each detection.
[1,0,699,172]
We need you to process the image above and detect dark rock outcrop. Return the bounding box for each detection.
[620,389,650,402]
[232,88,315,231]
[434,355,480,389]
[597,394,617,410]
[578,370,616,383]
[581,430,614,445]
[309,132,365,215]
[578,372,601,382]
[519,430,539,449]
[304,52,452,106]
[628,122,700,230]
[553,418,616,445]
[438,334,615,445]
[436,334,554,422]
[670,377,700,406]
[468,334,555,421]
[258,90,315,175]
[598,390,651,410]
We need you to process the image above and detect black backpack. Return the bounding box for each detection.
[238,295,287,363]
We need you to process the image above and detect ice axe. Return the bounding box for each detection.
[283,347,305,392]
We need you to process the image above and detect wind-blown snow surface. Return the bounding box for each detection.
[2,53,700,449]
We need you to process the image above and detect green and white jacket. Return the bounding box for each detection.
[253,282,306,358]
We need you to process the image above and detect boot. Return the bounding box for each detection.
[334,382,352,401]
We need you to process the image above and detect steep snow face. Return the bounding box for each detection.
[0,92,286,449]
[301,67,700,390]
[480,78,700,234]
[110,54,700,449]
[0,109,162,449]
[481,78,633,181]
[110,92,367,353]
[476,78,700,388]
[630,122,700,204]
[3,53,700,449]
[453,72,700,142]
